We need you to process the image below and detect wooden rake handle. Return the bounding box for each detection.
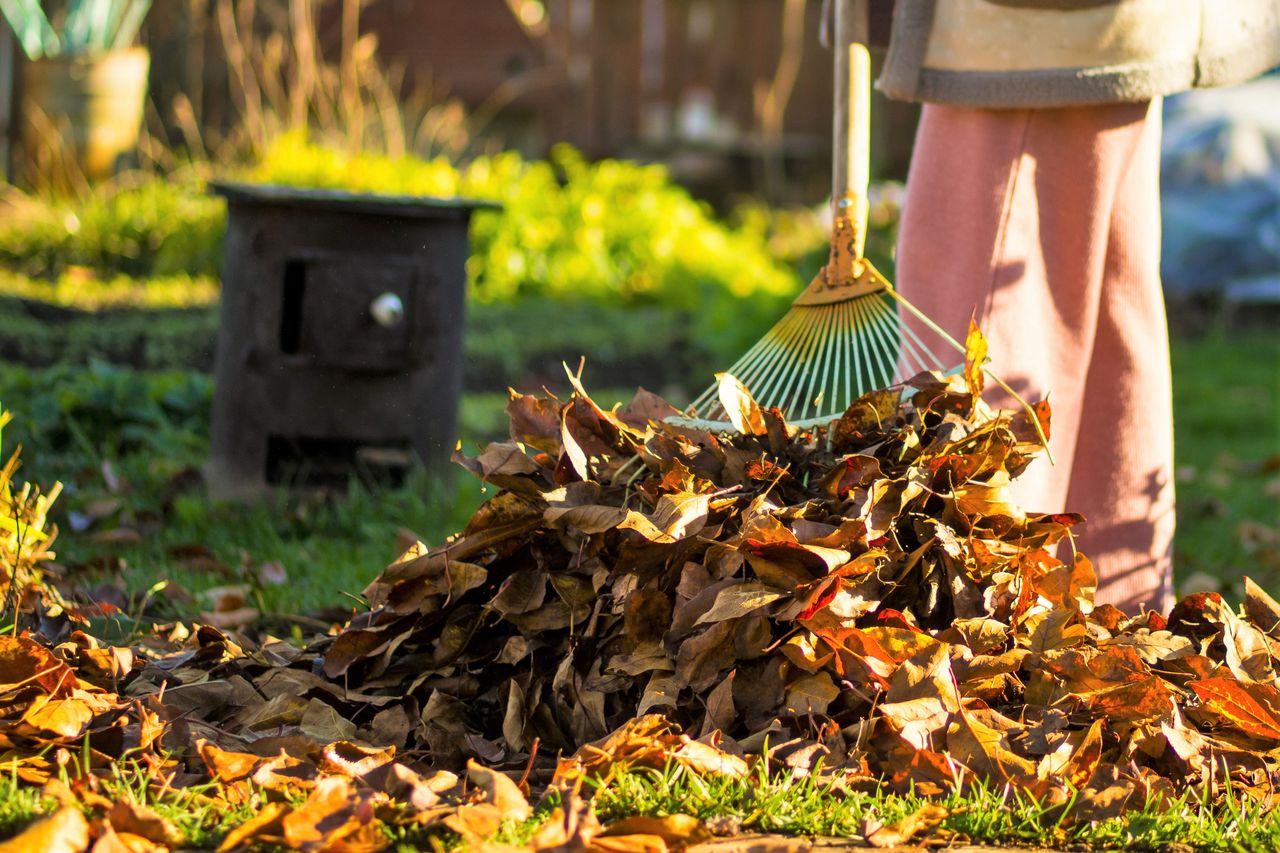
[793,0,884,307]
[833,0,871,260]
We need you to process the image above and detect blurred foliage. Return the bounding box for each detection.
[0,267,218,309]
[0,361,211,461]
[0,179,224,280]
[730,181,904,284]
[0,299,218,371]
[0,136,861,362]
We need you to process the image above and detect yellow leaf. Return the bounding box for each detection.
[0,807,89,853]
[963,318,987,397]
[21,695,94,738]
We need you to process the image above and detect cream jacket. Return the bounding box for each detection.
[877,0,1280,108]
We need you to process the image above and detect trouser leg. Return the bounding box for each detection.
[1063,102,1175,613]
[895,100,1173,612]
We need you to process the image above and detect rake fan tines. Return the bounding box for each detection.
[685,288,949,429]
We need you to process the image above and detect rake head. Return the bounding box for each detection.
[680,255,964,430]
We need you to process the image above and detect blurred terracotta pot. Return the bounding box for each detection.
[21,46,150,182]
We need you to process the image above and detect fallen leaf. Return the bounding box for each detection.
[863,803,949,848]
[0,807,89,853]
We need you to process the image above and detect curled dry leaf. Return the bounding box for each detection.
[862,802,950,848]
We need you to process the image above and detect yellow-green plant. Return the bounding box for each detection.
[0,405,62,625]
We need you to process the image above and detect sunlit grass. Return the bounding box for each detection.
[1171,326,1280,598]
[590,761,1280,852]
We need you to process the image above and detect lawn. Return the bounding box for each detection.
[3,757,1277,851]
[1170,326,1280,596]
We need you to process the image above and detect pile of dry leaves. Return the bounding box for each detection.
[2,333,1279,850]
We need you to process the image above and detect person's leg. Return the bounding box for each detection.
[1063,101,1175,613]
[895,100,1172,612]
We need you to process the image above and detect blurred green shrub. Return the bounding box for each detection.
[0,298,218,371]
[0,360,211,459]
[0,267,218,309]
[730,182,904,284]
[0,178,224,279]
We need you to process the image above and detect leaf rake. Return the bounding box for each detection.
[680,0,1039,436]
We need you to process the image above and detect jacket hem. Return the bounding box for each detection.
[1196,33,1280,90]
[889,63,1198,109]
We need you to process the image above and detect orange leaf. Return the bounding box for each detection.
[21,695,94,738]
[281,777,373,850]
[466,760,531,822]
[0,635,77,696]
[108,800,182,847]
[0,807,89,853]
[1191,678,1280,742]
[863,803,950,848]
[215,802,287,853]
[198,740,260,784]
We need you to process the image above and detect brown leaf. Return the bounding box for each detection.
[947,709,1037,781]
[508,389,564,453]
[862,802,949,848]
[700,672,737,737]
[1019,608,1087,653]
[107,800,182,847]
[672,738,749,778]
[320,741,396,780]
[467,760,532,822]
[0,635,77,695]
[281,776,375,850]
[675,622,737,692]
[694,583,786,626]
[216,802,287,852]
[21,694,95,738]
[92,824,166,853]
[492,569,548,616]
[783,671,840,717]
[832,388,900,451]
[443,803,505,845]
[198,740,261,784]
[0,807,89,853]
[1245,576,1280,637]
[715,373,767,435]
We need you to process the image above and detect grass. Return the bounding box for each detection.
[0,758,260,850]
[6,756,1273,851]
[589,761,1280,852]
[0,775,53,841]
[1170,325,1280,597]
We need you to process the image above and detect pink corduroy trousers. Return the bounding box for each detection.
[896,100,1175,614]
